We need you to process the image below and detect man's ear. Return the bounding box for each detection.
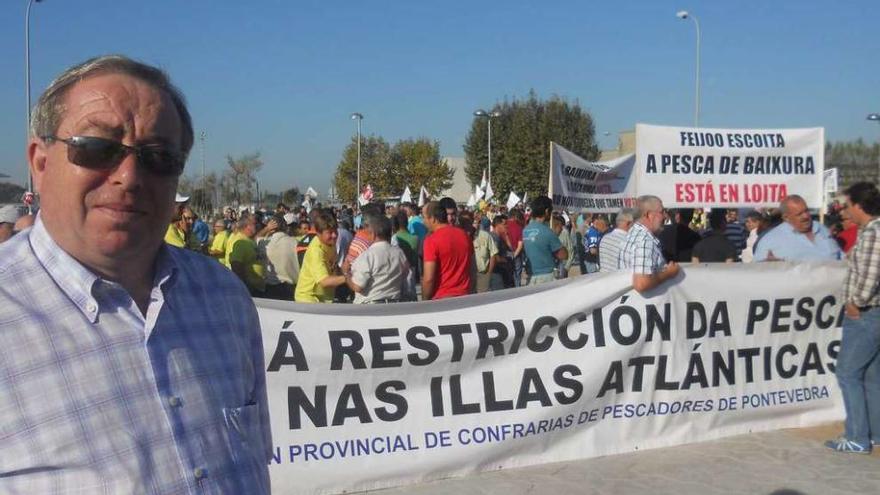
[28,138,48,193]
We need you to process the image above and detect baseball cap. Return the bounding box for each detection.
[0,205,23,224]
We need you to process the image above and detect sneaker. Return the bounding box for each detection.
[825,437,871,454]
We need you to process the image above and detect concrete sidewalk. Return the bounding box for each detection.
[366,423,879,495]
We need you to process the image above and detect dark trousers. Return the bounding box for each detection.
[263,282,294,301]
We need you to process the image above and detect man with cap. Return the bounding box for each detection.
[0,204,24,243]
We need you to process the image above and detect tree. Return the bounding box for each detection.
[0,182,26,203]
[333,135,392,203]
[281,187,302,206]
[826,139,880,188]
[390,138,454,196]
[464,90,599,200]
[223,152,263,205]
[333,136,454,202]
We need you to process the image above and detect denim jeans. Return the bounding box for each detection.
[835,307,880,446]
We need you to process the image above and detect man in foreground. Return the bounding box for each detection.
[0,55,271,493]
[825,182,880,454]
[620,195,680,293]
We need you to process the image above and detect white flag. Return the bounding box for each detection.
[485,181,494,202]
[506,191,521,210]
[522,192,529,208]
[474,184,485,201]
[305,186,319,198]
[480,169,487,190]
[418,186,429,207]
[466,194,476,207]
[400,186,412,204]
[302,197,312,213]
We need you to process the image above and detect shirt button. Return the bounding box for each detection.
[86,302,97,313]
[168,396,182,407]
[193,467,206,480]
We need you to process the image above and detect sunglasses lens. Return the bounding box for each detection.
[139,148,184,177]
[68,137,124,169]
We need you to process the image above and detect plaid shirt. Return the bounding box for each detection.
[619,221,666,274]
[843,217,880,308]
[0,219,271,494]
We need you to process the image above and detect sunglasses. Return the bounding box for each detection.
[42,135,186,177]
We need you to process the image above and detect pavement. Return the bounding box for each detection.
[364,422,880,495]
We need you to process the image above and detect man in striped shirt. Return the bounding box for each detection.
[599,208,636,272]
[619,196,681,293]
[826,182,880,454]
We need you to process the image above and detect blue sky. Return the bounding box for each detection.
[1,0,878,195]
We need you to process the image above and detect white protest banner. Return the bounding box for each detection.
[258,262,845,495]
[400,186,413,204]
[549,142,638,213]
[635,123,825,208]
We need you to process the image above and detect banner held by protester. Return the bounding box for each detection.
[258,261,846,495]
[549,142,638,213]
[635,123,825,208]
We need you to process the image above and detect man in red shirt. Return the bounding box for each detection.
[421,201,474,300]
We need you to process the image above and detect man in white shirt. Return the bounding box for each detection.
[347,214,412,303]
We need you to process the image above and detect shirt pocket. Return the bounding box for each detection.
[223,404,269,493]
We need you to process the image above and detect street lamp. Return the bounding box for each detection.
[473,109,501,184]
[25,0,43,213]
[350,112,363,200]
[868,113,880,182]
[676,9,701,128]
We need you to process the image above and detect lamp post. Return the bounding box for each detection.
[676,10,701,128]
[473,109,501,184]
[868,113,880,183]
[350,113,363,201]
[25,0,43,213]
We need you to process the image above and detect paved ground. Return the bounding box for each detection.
[364,423,880,495]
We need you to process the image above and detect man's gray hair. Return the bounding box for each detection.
[31,54,194,156]
[637,195,662,218]
[780,194,806,214]
[616,207,637,226]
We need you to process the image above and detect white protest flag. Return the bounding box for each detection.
[505,191,521,210]
[400,186,413,204]
[485,181,494,201]
[480,169,487,190]
[305,186,319,199]
[466,193,476,207]
[474,184,485,201]
[418,186,429,207]
[522,191,528,208]
[301,196,312,212]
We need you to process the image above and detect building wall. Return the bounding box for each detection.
[440,156,471,204]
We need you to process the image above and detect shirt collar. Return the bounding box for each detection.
[29,216,178,322]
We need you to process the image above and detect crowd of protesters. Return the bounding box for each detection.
[149,185,856,305]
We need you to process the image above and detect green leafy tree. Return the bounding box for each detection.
[464,90,599,199]
[390,138,454,196]
[333,135,392,202]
